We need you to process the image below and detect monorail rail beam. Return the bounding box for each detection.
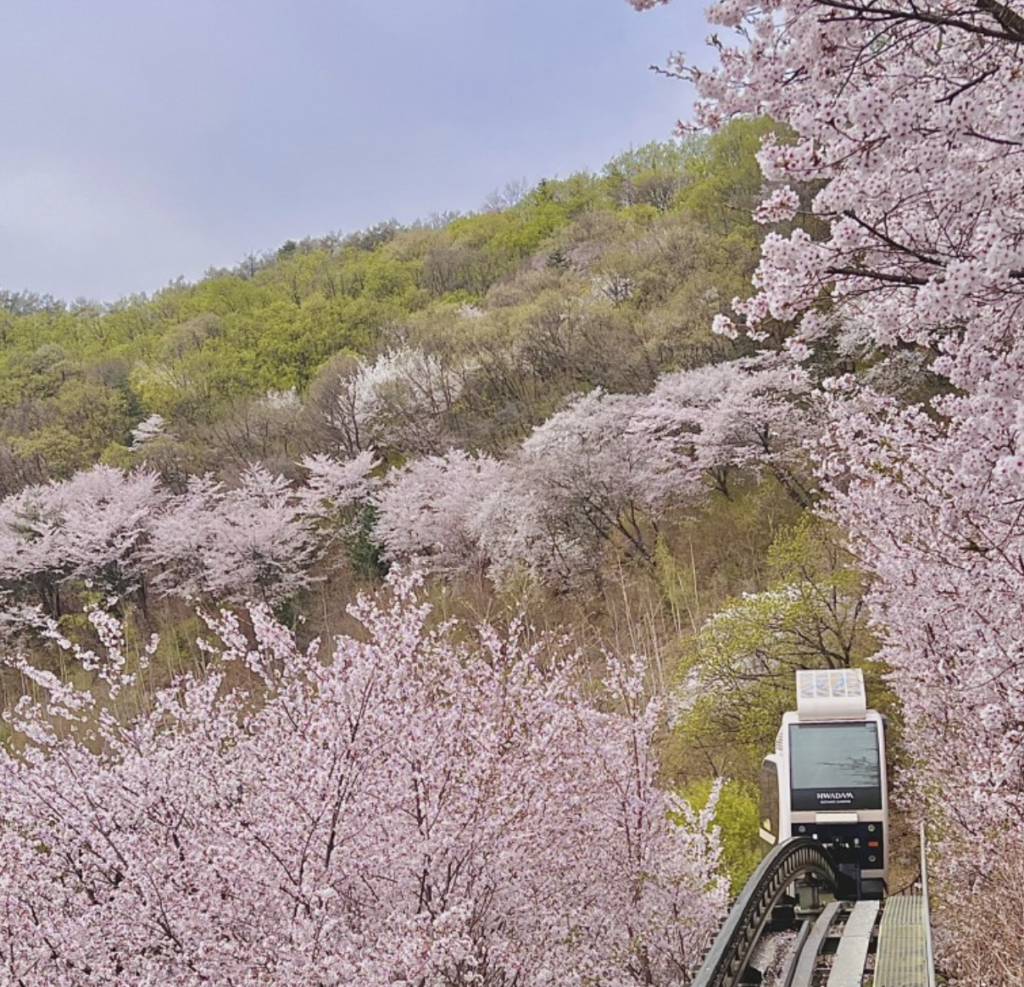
[691,838,839,987]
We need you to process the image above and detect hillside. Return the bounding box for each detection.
[3,0,1023,971]
[0,112,855,883]
[0,124,774,486]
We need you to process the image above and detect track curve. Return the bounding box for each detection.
[692,838,839,987]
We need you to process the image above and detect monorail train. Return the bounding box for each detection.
[759,669,888,898]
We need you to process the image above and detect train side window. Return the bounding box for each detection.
[759,758,779,838]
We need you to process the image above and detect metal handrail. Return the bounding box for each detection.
[920,822,937,987]
[691,838,839,987]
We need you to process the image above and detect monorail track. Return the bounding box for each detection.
[690,836,935,987]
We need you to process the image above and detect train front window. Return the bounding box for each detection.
[789,722,881,810]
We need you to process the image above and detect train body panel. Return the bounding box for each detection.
[759,670,888,892]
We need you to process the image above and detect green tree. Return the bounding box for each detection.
[603,137,705,210]
[7,379,131,480]
[672,517,879,773]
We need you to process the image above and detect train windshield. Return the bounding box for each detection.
[789,722,881,810]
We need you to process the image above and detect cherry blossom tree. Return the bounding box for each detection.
[0,480,70,616]
[295,449,381,558]
[328,347,464,457]
[656,0,1024,382]
[297,449,379,523]
[146,465,320,606]
[635,357,813,504]
[817,379,1024,979]
[458,365,811,588]
[130,413,167,450]
[0,466,165,615]
[387,366,811,589]
[373,449,505,574]
[626,0,1024,977]
[142,473,224,601]
[471,471,592,590]
[471,389,673,588]
[58,466,166,602]
[0,572,726,986]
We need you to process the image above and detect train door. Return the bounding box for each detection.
[759,754,781,846]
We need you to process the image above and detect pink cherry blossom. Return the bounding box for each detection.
[374,449,505,574]
[145,465,320,606]
[0,572,726,986]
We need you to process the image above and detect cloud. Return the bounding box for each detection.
[0,0,712,302]
[0,156,219,301]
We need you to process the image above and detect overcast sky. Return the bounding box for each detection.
[0,1,710,303]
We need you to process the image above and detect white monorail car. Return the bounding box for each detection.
[759,669,888,896]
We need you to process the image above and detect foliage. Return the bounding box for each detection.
[681,779,762,895]
[0,466,164,617]
[7,378,132,480]
[144,465,321,607]
[673,518,876,765]
[374,450,504,574]
[0,124,772,490]
[342,503,389,581]
[0,113,859,977]
[0,457,371,618]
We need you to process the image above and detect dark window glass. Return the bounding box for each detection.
[789,723,880,789]
[759,758,779,836]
